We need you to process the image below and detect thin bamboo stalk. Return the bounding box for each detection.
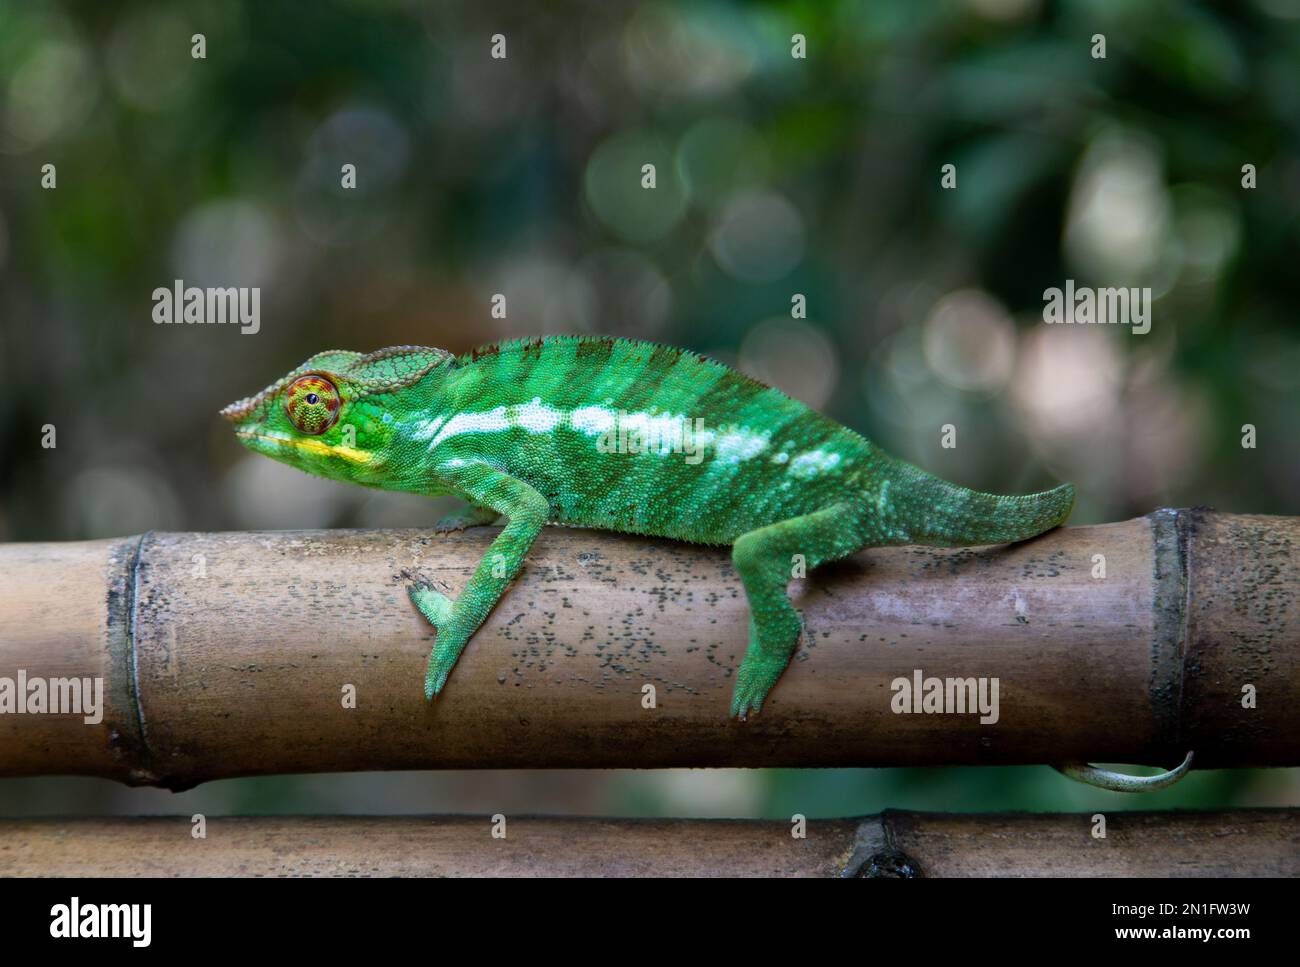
[0,510,1295,788]
[0,810,1293,877]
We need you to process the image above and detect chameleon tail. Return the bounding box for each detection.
[878,463,1193,793]
[879,461,1075,547]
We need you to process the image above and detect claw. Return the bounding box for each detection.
[729,685,765,721]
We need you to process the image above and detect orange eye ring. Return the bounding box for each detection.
[284,375,341,435]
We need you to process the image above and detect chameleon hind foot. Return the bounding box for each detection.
[729,651,790,720]
[728,501,861,720]
[729,612,803,720]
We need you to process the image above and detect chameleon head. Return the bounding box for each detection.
[219,346,456,487]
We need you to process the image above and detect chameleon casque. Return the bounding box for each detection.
[222,336,1190,790]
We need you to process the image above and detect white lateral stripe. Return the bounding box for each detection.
[424,406,511,449]
[413,400,773,467]
[511,397,562,433]
[789,449,842,478]
[571,405,616,435]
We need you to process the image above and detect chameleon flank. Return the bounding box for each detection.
[221,337,1184,791]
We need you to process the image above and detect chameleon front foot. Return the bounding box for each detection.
[407,582,466,700]
[432,504,501,533]
[422,621,472,699]
[424,649,461,700]
[408,582,454,626]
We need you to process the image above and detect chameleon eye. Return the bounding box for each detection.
[284,375,341,435]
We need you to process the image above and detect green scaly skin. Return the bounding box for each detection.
[221,337,1186,790]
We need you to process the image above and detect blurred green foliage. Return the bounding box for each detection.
[1,0,1296,819]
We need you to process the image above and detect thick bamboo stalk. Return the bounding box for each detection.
[0,810,1293,877]
[0,510,1295,788]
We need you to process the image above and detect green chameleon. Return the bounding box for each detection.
[222,336,1190,791]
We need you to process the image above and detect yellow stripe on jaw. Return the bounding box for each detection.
[237,431,373,464]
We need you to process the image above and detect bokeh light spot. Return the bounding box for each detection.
[709,191,805,282]
[584,130,686,243]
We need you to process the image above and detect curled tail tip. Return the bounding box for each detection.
[882,462,1076,546]
[1048,481,1076,527]
[1017,481,1074,541]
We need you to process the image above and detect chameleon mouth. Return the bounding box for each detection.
[235,430,373,465]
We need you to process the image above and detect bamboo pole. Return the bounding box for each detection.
[0,810,1293,877]
[0,510,1295,788]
